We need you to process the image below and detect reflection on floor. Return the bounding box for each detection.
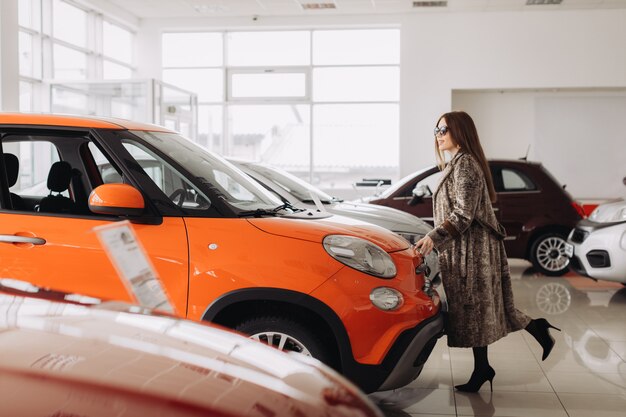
[370,260,626,417]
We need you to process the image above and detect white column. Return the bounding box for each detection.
[0,0,20,111]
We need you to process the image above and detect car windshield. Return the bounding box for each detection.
[130,131,283,213]
[245,163,336,204]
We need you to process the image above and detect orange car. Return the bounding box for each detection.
[0,113,443,393]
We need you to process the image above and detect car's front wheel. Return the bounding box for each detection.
[235,316,331,363]
[530,232,570,276]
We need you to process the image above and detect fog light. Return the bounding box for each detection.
[370,287,404,311]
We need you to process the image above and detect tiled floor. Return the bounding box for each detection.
[369,260,626,417]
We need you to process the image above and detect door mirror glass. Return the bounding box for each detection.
[88,183,145,216]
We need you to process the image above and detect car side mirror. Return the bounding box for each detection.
[89,183,145,217]
[408,184,430,206]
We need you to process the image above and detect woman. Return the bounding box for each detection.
[415,111,559,392]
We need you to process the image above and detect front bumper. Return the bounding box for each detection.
[567,219,626,283]
[342,312,444,393]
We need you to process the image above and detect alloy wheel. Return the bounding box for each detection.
[250,331,312,356]
[535,236,570,273]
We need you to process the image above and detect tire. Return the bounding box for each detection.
[235,316,331,364]
[529,232,570,276]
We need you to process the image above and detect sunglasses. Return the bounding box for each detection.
[434,125,449,138]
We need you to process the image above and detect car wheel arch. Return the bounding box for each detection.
[202,288,349,371]
[524,225,572,260]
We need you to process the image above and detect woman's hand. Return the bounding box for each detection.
[415,235,434,256]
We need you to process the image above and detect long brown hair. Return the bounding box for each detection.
[435,111,497,203]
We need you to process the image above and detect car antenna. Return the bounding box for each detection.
[520,144,530,161]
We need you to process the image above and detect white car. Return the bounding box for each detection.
[230,160,441,284]
[0,279,383,417]
[567,199,626,285]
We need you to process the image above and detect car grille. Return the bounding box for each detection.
[586,250,611,268]
[571,228,589,244]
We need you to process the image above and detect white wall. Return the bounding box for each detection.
[134,8,626,199]
[453,89,626,200]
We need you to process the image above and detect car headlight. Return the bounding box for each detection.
[323,235,397,278]
[618,208,626,222]
[394,231,424,245]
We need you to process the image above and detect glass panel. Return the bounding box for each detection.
[231,72,306,98]
[53,44,87,79]
[122,141,210,210]
[53,0,87,47]
[128,131,282,212]
[162,32,223,67]
[313,104,399,191]
[88,142,122,183]
[228,31,310,66]
[51,86,88,113]
[103,21,133,63]
[111,98,133,119]
[103,60,133,79]
[502,169,536,191]
[313,29,399,65]
[11,141,62,195]
[18,0,41,30]
[198,105,223,152]
[416,172,443,196]
[163,68,223,102]
[19,81,33,112]
[313,67,399,102]
[18,31,34,77]
[228,105,311,174]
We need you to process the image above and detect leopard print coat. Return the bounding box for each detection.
[427,152,531,347]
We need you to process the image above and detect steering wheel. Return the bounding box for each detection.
[168,188,187,207]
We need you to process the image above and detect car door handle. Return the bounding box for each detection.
[0,235,46,245]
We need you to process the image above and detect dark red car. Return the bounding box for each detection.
[368,159,584,276]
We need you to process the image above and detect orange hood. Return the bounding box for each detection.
[247,214,410,253]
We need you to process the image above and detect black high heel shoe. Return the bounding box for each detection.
[526,318,561,361]
[455,366,496,393]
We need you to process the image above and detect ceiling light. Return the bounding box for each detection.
[300,2,336,10]
[526,0,562,5]
[412,1,447,7]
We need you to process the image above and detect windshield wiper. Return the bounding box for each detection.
[273,201,306,213]
[237,202,306,218]
[237,208,280,218]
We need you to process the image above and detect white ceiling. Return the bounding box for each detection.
[97,0,626,19]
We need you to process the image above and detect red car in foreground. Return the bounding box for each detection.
[0,279,382,417]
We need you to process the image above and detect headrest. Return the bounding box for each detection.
[3,153,19,187]
[47,161,73,193]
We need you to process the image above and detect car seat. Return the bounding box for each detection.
[37,161,76,214]
[3,153,27,210]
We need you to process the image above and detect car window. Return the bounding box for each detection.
[1,134,118,215]
[121,141,211,211]
[87,142,124,184]
[411,171,443,197]
[7,141,66,197]
[501,168,536,192]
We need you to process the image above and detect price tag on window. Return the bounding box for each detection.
[94,221,175,314]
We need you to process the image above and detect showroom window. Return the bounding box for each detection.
[18,0,137,112]
[162,28,400,193]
